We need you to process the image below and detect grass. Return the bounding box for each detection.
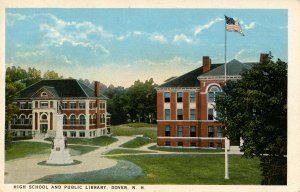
[68,145,98,156]
[45,136,118,146]
[120,137,154,148]
[122,122,157,128]
[31,154,262,184]
[104,149,154,155]
[5,141,51,161]
[111,126,157,140]
[149,145,224,153]
[109,154,262,184]
[5,142,99,161]
[31,160,144,184]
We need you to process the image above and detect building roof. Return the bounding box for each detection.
[157,59,257,88]
[16,79,108,99]
[199,59,255,77]
[157,64,222,88]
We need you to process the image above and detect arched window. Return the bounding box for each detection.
[79,115,86,125]
[208,85,221,102]
[70,115,76,125]
[20,114,26,124]
[63,115,67,125]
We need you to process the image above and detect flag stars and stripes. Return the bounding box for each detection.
[225,15,244,36]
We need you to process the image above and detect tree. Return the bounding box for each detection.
[43,70,63,79]
[216,57,287,185]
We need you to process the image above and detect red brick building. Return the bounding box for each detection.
[10,79,110,138]
[156,54,267,149]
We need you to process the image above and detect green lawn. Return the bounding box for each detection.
[120,137,154,148]
[149,145,224,153]
[5,142,99,161]
[5,141,51,161]
[104,149,154,155]
[68,145,98,156]
[110,154,262,184]
[122,123,157,128]
[31,154,262,184]
[45,136,118,146]
[111,126,157,140]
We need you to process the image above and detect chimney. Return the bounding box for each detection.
[203,56,211,73]
[260,53,269,63]
[94,81,100,97]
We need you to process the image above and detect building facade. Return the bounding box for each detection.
[156,53,268,149]
[10,79,110,138]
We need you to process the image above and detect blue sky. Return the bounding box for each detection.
[6,9,287,87]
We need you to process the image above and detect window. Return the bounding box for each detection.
[164,109,170,120]
[79,115,86,125]
[41,92,47,97]
[70,102,76,109]
[165,141,171,146]
[63,132,67,137]
[178,141,183,146]
[70,115,76,125]
[177,92,183,102]
[216,143,222,149]
[63,116,67,125]
[190,142,196,147]
[41,114,47,122]
[208,108,214,120]
[216,126,222,137]
[190,126,196,137]
[189,92,195,103]
[165,126,171,136]
[208,85,221,102]
[20,115,25,124]
[62,102,67,109]
[12,116,17,124]
[177,109,183,120]
[92,114,96,124]
[28,102,32,109]
[28,115,32,125]
[90,102,96,109]
[40,102,48,108]
[79,102,85,109]
[208,126,214,137]
[79,132,85,137]
[209,142,214,148]
[177,126,183,137]
[70,131,76,137]
[21,131,26,136]
[164,92,170,103]
[190,109,196,120]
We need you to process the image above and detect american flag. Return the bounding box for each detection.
[225,15,244,36]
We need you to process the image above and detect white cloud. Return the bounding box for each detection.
[149,34,167,44]
[194,17,223,36]
[117,31,167,44]
[173,34,193,44]
[244,22,256,30]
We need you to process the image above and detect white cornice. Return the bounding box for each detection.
[197,75,241,80]
[156,87,200,92]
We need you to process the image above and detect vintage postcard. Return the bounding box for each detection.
[0,0,299,192]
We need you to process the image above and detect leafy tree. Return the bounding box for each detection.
[216,57,287,185]
[43,70,63,79]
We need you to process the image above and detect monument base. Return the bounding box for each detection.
[46,137,73,164]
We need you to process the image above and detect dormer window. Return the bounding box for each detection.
[41,92,48,97]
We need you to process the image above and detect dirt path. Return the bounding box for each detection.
[5,136,134,184]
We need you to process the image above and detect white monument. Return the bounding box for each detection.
[46,114,73,164]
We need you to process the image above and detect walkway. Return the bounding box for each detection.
[5,136,133,184]
[5,136,243,184]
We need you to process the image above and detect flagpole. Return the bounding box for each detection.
[224,15,229,180]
